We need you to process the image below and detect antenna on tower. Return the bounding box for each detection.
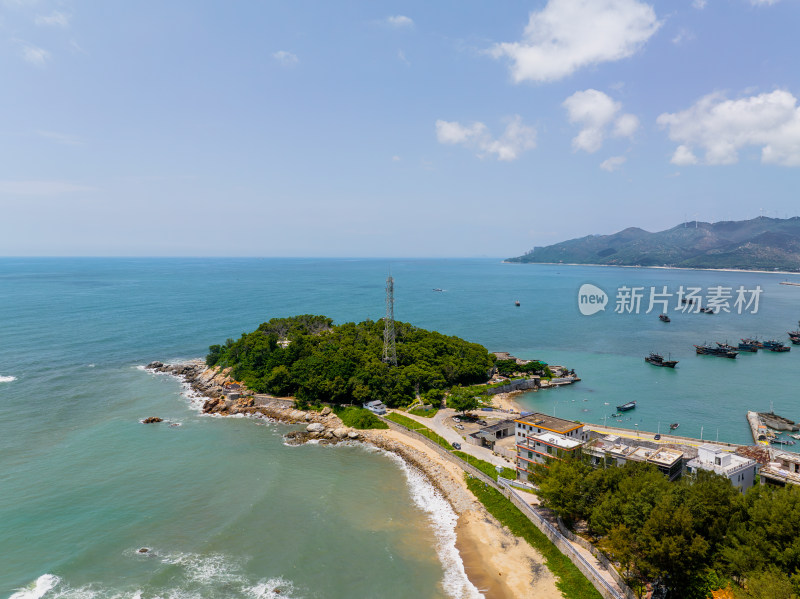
[383,275,397,366]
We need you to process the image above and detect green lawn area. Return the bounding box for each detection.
[408,407,438,418]
[384,412,453,450]
[334,406,388,429]
[452,451,516,481]
[466,476,603,599]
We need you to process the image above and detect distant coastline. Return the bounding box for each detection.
[502,260,800,277]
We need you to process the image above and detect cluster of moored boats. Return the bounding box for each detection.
[694,337,792,359]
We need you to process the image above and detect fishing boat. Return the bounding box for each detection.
[763,340,791,352]
[645,352,678,368]
[789,321,800,337]
[738,340,759,352]
[670,423,679,430]
[770,438,796,446]
[791,434,800,440]
[716,342,738,352]
[695,344,738,358]
[514,300,520,307]
[659,313,671,322]
[616,401,636,412]
[742,338,764,349]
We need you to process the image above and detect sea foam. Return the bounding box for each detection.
[0,374,17,383]
[382,451,483,599]
[9,574,60,599]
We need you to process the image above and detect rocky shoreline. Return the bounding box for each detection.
[145,360,365,444]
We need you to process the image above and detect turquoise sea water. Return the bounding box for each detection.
[2,258,800,598]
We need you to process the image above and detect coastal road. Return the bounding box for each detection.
[396,409,513,469]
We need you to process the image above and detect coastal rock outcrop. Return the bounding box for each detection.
[146,360,365,447]
[142,417,163,423]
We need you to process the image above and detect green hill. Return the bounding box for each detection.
[508,217,800,271]
[206,315,494,407]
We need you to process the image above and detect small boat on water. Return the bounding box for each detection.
[791,434,800,440]
[433,288,444,292]
[670,422,679,430]
[789,321,800,337]
[645,352,678,368]
[616,401,636,412]
[659,313,671,322]
[699,307,715,314]
[514,300,520,307]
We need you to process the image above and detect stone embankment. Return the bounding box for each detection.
[145,361,362,445]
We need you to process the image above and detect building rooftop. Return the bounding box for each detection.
[530,432,583,450]
[515,413,582,434]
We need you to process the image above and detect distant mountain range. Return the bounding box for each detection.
[507,217,800,272]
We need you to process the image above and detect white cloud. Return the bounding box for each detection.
[20,43,50,66]
[35,11,70,27]
[386,15,413,27]
[657,90,800,166]
[613,113,640,137]
[272,50,298,67]
[489,0,661,83]
[600,156,626,171]
[397,50,410,65]
[670,145,698,165]
[672,28,695,45]
[563,89,639,153]
[435,115,536,161]
[0,180,96,195]
[751,0,780,5]
[692,0,707,8]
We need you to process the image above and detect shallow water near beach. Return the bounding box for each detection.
[2,258,800,597]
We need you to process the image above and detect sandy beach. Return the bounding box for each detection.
[365,429,562,599]
[488,391,526,414]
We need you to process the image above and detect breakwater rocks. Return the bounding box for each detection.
[145,361,362,445]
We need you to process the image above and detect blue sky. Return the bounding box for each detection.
[2,0,799,257]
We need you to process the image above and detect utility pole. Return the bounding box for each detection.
[383,275,397,366]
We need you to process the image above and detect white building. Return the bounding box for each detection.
[514,413,587,479]
[363,400,387,415]
[686,444,758,493]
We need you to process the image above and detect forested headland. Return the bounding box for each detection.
[205,315,495,407]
